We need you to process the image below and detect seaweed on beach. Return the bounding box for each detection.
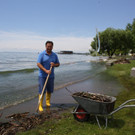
[0,109,64,135]
[73,92,112,102]
[114,58,130,64]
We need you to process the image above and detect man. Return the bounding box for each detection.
[37,41,60,112]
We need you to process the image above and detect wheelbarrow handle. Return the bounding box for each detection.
[65,87,73,94]
[119,99,135,107]
[109,99,135,116]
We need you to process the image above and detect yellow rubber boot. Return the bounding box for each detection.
[39,94,44,112]
[46,92,51,107]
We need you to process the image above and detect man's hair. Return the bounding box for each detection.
[45,41,53,46]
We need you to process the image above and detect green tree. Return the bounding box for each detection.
[126,23,132,31]
[126,18,135,54]
[96,28,122,57]
[90,19,135,57]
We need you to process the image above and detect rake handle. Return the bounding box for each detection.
[36,66,52,112]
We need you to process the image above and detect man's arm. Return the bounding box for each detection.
[37,63,51,74]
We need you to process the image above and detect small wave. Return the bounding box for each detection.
[61,60,87,65]
[0,60,36,64]
[0,95,38,111]
[60,59,102,65]
[0,68,38,75]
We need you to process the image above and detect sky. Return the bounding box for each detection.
[0,0,135,52]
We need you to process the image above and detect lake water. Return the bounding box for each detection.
[0,52,106,110]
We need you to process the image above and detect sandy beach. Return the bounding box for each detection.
[0,71,122,122]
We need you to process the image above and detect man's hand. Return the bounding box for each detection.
[50,62,60,67]
[37,63,51,74]
[46,70,51,75]
[50,62,55,67]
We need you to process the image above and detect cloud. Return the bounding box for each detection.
[0,31,93,52]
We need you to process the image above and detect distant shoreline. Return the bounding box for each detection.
[57,51,90,55]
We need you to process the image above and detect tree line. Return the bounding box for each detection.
[90,19,135,57]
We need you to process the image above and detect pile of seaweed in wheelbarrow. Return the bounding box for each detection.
[0,109,64,135]
[73,92,112,102]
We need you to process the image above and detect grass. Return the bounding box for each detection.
[17,61,135,135]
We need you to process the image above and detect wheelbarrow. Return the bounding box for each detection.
[71,92,135,129]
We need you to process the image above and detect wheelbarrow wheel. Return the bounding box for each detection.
[73,106,89,122]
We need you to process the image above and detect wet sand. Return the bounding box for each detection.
[0,72,123,122]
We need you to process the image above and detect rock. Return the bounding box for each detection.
[106,62,114,67]
[106,59,117,67]
[131,67,135,77]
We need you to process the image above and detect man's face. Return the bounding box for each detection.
[46,43,53,53]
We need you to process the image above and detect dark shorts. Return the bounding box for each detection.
[38,77,54,94]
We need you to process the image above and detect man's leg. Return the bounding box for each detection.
[46,78,54,107]
[38,77,46,111]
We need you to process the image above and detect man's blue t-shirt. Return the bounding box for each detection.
[37,50,60,78]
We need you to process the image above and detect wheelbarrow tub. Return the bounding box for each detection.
[72,93,116,115]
